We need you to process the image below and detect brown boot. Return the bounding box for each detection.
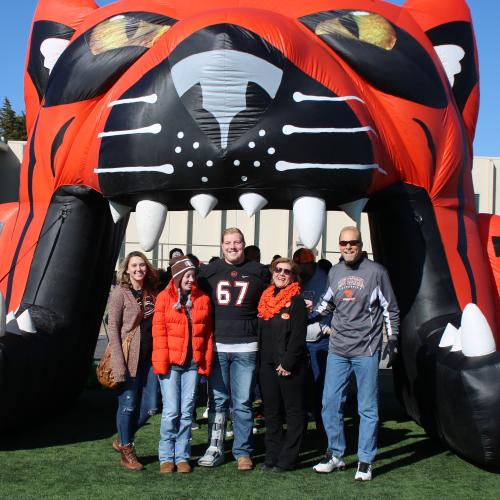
[160,461,176,473]
[176,461,192,473]
[112,439,122,453]
[120,443,144,471]
[237,456,254,471]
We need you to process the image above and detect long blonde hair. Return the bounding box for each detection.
[116,251,158,297]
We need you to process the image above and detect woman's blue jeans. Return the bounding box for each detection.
[158,368,199,464]
[322,352,380,464]
[116,361,159,446]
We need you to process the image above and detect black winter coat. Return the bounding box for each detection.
[258,295,307,372]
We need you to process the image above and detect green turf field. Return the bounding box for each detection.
[1,370,499,499]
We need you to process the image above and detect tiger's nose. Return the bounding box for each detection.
[169,27,284,150]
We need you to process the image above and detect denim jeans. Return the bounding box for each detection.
[116,361,159,446]
[307,337,330,431]
[208,351,256,459]
[158,368,199,464]
[322,352,380,463]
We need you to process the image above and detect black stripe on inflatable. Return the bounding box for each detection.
[5,119,38,308]
[493,236,500,258]
[50,117,74,177]
[413,118,436,177]
[455,136,477,303]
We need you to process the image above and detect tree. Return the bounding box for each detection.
[0,97,27,141]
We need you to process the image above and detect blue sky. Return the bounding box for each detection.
[1,0,498,156]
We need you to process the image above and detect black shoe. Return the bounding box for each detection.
[272,466,292,473]
[260,464,274,471]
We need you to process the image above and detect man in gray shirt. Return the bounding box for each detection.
[312,226,399,481]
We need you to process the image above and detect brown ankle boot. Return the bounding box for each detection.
[120,443,144,471]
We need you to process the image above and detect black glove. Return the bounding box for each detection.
[382,336,398,368]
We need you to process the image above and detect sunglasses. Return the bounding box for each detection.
[339,240,361,247]
[274,267,293,276]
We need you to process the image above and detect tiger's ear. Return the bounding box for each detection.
[403,0,479,143]
[24,0,98,132]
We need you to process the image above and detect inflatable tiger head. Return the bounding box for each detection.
[1,0,500,467]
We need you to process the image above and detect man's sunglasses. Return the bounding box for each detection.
[274,267,293,276]
[339,240,361,247]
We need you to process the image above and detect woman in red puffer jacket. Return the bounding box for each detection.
[152,256,213,473]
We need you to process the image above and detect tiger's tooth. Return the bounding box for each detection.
[239,193,268,217]
[135,200,168,252]
[293,196,326,249]
[5,309,21,336]
[190,194,218,218]
[450,327,462,352]
[461,303,496,357]
[17,309,37,334]
[339,198,368,226]
[0,292,5,337]
[439,323,459,348]
[108,200,131,223]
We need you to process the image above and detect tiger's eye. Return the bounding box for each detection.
[88,15,169,55]
[316,11,396,51]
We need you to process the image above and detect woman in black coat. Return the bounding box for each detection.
[257,257,307,472]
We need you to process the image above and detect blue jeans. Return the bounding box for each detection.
[307,337,330,430]
[158,368,199,463]
[322,352,380,464]
[116,361,159,445]
[208,351,256,459]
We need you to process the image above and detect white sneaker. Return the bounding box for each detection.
[313,452,346,473]
[197,446,225,467]
[354,462,373,481]
[202,407,209,419]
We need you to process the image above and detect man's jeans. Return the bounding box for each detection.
[208,351,256,459]
[322,352,380,464]
[158,368,199,464]
[116,361,159,445]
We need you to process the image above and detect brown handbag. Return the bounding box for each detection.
[96,330,136,389]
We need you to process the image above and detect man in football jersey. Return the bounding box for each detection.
[197,228,269,471]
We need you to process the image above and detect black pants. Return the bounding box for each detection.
[259,362,306,469]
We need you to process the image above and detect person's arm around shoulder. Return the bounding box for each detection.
[199,295,214,376]
[259,262,272,286]
[152,290,170,375]
[280,295,307,374]
[378,266,400,367]
[107,286,127,382]
[196,261,214,294]
[378,266,399,338]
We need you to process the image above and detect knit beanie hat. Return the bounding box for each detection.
[170,256,196,290]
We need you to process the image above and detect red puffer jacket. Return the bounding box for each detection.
[152,280,213,376]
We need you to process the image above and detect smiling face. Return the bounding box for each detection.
[273,262,295,288]
[127,255,147,288]
[180,269,196,293]
[339,228,363,266]
[222,231,245,265]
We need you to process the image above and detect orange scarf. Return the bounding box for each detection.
[258,282,301,320]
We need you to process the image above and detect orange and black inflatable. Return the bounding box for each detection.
[1,0,500,467]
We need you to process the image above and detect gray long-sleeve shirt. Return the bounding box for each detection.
[315,256,399,357]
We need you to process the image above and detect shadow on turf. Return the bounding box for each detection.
[0,368,445,474]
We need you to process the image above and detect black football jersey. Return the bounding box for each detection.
[198,259,270,343]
